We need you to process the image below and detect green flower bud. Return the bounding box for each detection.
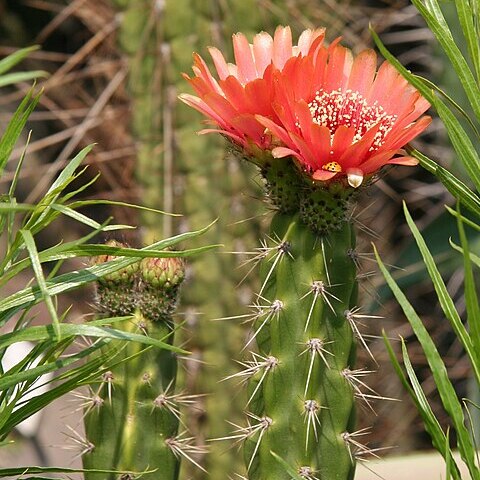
[138,256,186,322]
[140,256,185,290]
[91,240,139,316]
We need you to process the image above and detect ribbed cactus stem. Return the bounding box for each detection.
[245,212,358,480]
[83,253,185,480]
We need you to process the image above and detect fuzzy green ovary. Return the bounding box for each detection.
[83,314,179,480]
[246,213,357,480]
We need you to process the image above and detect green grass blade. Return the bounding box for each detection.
[454,0,480,81]
[410,0,480,121]
[0,323,187,353]
[0,221,215,321]
[0,339,109,393]
[414,76,480,141]
[432,96,480,191]
[0,88,41,176]
[46,145,93,196]
[0,466,156,478]
[0,350,113,438]
[409,148,480,218]
[67,199,181,216]
[449,240,480,268]
[0,71,48,88]
[0,203,33,213]
[446,205,480,232]
[383,332,462,478]
[49,204,132,231]
[400,339,461,479]
[374,244,480,479]
[446,429,453,480]
[0,46,39,75]
[403,202,480,382]
[455,205,480,357]
[20,229,61,340]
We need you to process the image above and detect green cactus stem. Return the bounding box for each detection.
[243,211,358,480]
[83,254,187,480]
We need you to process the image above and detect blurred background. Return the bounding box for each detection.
[0,0,477,478]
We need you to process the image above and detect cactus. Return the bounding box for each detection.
[180,22,431,478]
[110,2,328,477]
[244,210,358,480]
[82,250,187,480]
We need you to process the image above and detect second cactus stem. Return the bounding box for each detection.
[83,255,185,480]
[245,213,358,480]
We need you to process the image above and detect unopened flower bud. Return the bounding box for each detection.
[140,256,185,290]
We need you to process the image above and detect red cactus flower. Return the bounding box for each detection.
[180,26,431,187]
[179,26,325,153]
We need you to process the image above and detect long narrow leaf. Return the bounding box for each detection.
[410,0,480,121]
[0,324,187,353]
[383,333,461,478]
[450,241,480,268]
[20,229,60,339]
[454,0,480,81]
[455,205,480,357]
[0,46,39,75]
[403,202,480,382]
[401,340,462,479]
[0,339,110,393]
[445,206,480,232]
[0,466,156,478]
[409,148,480,218]
[0,88,41,175]
[0,71,48,88]
[0,221,215,320]
[374,244,480,479]
[432,96,480,191]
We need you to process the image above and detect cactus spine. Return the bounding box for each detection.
[244,211,358,480]
[83,253,185,480]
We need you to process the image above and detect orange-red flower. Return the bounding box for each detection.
[180,26,431,187]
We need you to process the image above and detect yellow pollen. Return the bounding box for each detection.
[322,162,342,173]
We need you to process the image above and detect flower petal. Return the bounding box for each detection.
[325,45,348,92]
[273,26,293,70]
[233,33,257,84]
[347,49,377,96]
[208,47,230,80]
[387,156,419,166]
[340,124,381,167]
[192,53,223,95]
[178,93,227,126]
[256,114,292,146]
[310,124,332,162]
[384,116,432,150]
[312,169,337,181]
[253,31,274,76]
[331,125,356,162]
